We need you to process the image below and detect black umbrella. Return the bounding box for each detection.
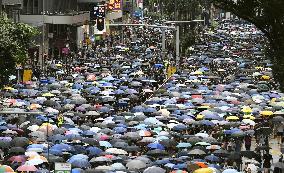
[0,140,11,148]
[213,149,229,157]
[8,147,25,154]
[11,137,29,147]
[256,127,273,136]
[82,138,99,146]
[272,116,284,122]
[241,151,258,159]
[227,152,241,161]
[125,145,141,152]
[146,149,168,157]
[43,100,58,107]
[186,137,202,145]
[112,141,129,149]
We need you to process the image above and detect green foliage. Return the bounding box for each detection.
[159,0,207,55]
[211,0,284,91]
[0,17,39,86]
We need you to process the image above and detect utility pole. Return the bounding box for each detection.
[41,0,45,72]
[175,25,180,70]
[0,0,2,16]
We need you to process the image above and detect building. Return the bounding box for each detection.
[1,0,123,68]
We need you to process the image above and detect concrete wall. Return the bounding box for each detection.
[20,12,90,25]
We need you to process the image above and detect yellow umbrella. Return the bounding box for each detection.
[196,114,204,120]
[4,86,14,90]
[56,64,63,67]
[226,116,239,121]
[260,111,274,116]
[42,93,55,97]
[198,106,210,109]
[255,66,264,70]
[194,71,203,75]
[242,106,252,113]
[261,75,270,80]
[243,115,255,120]
[193,168,213,173]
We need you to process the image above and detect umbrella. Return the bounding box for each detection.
[193,168,213,173]
[17,165,38,172]
[188,149,206,155]
[205,155,220,162]
[143,166,166,173]
[126,160,147,170]
[0,165,14,172]
[105,148,128,155]
[11,137,29,147]
[222,169,239,173]
[8,155,26,163]
[68,159,91,168]
[110,163,126,171]
[147,143,165,150]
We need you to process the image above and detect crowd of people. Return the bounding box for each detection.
[0,18,284,173]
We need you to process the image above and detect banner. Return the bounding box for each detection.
[23,70,32,82]
[137,0,143,9]
[108,0,122,11]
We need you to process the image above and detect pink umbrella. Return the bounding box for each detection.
[17,165,38,172]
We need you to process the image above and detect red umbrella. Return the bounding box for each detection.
[8,155,26,163]
[17,165,38,172]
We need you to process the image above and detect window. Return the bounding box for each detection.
[34,0,38,7]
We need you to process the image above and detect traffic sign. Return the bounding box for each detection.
[167,66,177,78]
[23,70,32,82]
[55,163,71,173]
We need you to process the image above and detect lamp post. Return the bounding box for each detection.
[41,0,45,73]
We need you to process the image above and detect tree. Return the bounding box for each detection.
[159,0,205,55]
[211,0,284,90]
[0,17,39,87]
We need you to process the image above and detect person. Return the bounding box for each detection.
[263,151,273,169]
[57,113,64,128]
[244,135,252,151]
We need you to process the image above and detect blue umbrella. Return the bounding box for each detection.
[154,159,171,165]
[204,114,222,120]
[200,120,215,126]
[66,134,82,140]
[172,163,187,169]
[99,141,112,148]
[51,144,74,152]
[86,147,103,156]
[147,143,165,150]
[205,155,220,162]
[83,130,96,136]
[132,106,145,113]
[154,64,164,68]
[72,83,83,90]
[68,159,90,168]
[98,107,111,113]
[177,142,192,148]
[144,107,157,113]
[114,89,125,95]
[113,127,127,134]
[224,128,241,135]
[49,149,63,156]
[69,154,89,161]
[27,144,45,150]
[173,124,187,131]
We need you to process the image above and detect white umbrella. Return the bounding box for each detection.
[105,148,128,155]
